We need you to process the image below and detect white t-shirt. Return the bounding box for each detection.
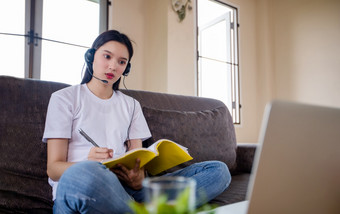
[43,84,151,199]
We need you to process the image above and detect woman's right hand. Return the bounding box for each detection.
[88,147,113,162]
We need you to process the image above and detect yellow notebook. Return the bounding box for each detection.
[102,139,193,175]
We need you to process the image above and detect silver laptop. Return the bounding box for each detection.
[213,100,340,214]
[246,100,340,214]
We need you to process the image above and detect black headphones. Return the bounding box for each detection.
[85,48,131,76]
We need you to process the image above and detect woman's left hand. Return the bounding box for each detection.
[111,158,145,190]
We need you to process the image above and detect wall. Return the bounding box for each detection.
[241,0,340,142]
[144,0,168,93]
[271,0,340,108]
[109,0,340,143]
[110,0,196,95]
[166,1,197,95]
[110,0,146,90]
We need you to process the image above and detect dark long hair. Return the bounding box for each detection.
[81,30,134,90]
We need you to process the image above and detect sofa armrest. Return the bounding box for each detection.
[233,143,257,174]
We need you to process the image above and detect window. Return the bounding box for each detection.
[0,0,109,85]
[0,0,25,78]
[197,0,240,124]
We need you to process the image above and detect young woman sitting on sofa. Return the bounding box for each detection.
[42,29,231,213]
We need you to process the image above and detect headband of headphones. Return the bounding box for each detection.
[84,48,131,76]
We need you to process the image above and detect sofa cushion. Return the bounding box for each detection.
[142,106,237,174]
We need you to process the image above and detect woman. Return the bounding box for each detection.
[43,30,231,213]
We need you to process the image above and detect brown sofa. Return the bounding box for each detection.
[0,76,256,213]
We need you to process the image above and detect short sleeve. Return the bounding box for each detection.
[128,100,151,141]
[42,93,73,142]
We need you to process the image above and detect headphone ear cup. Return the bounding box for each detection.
[85,48,96,64]
[123,62,131,76]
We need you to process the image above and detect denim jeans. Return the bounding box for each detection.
[53,160,231,214]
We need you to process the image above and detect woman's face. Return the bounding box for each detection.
[92,41,129,85]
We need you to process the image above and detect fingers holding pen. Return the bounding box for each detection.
[88,147,113,162]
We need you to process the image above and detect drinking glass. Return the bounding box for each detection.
[143,176,196,214]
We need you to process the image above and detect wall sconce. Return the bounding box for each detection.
[171,0,192,22]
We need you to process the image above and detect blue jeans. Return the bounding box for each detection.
[53,161,231,214]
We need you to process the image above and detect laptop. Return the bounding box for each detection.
[212,100,340,214]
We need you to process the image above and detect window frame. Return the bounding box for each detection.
[20,0,109,79]
[196,0,241,124]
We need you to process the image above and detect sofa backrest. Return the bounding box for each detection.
[0,76,69,212]
[122,89,237,174]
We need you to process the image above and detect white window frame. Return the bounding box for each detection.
[197,0,240,124]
